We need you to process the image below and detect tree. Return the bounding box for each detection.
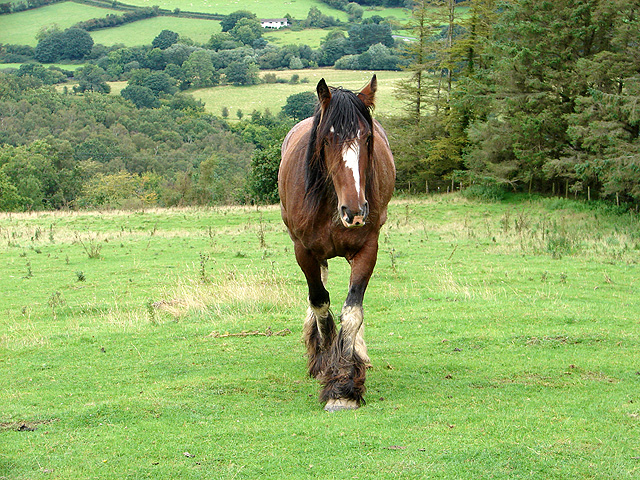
[152,29,179,50]
[74,65,111,94]
[143,71,175,95]
[347,22,394,54]
[453,0,640,199]
[394,0,433,124]
[62,28,93,60]
[224,60,260,86]
[229,17,263,46]
[346,2,364,22]
[17,64,66,85]
[305,7,338,28]
[390,0,469,192]
[182,50,218,88]
[121,84,160,108]
[163,43,194,66]
[207,32,241,51]
[221,10,256,32]
[282,91,317,120]
[319,36,350,66]
[34,30,65,63]
[0,170,25,211]
[248,144,281,203]
[145,48,167,71]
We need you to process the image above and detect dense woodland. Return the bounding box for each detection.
[0,0,639,211]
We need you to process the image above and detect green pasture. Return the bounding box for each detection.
[0,63,84,71]
[126,0,349,21]
[89,15,221,46]
[0,2,118,46]
[362,5,411,23]
[190,68,409,118]
[263,28,328,49]
[1,194,639,478]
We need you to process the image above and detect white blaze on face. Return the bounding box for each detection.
[342,130,361,195]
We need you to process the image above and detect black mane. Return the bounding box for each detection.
[304,87,374,214]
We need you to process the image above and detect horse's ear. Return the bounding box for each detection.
[317,78,331,112]
[357,75,377,108]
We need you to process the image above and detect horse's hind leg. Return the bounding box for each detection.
[295,245,336,378]
[321,241,377,412]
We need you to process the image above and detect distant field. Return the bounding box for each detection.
[190,68,409,118]
[0,2,118,46]
[263,28,328,48]
[126,0,349,20]
[362,5,411,23]
[91,16,221,46]
[0,63,84,71]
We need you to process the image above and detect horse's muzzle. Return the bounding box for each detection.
[341,202,369,228]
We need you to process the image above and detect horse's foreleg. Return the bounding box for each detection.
[321,241,378,412]
[295,245,336,379]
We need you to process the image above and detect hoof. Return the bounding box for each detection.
[324,398,360,412]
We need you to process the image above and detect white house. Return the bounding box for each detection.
[261,18,289,29]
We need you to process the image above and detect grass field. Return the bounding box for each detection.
[0,2,118,46]
[0,63,84,71]
[126,0,349,21]
[1,194,639,478]
[190,68,410,118]
[263,28,329,49]
[90,16,222,46]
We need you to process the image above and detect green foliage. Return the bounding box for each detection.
[0,73,254,210]
[34,27,93,62]
[334,42,401,70]
[229,17,263,46]
[391,0,640,205]
[248,144,281,204]
[305,6,339,28]
[281,91,316,121]
[121,84,159,108]
[220,10,256,32]
[0,170,25,211]
[460,183,507,202]
[77,171,162,209]
[224,59,260,86]
[17,63,67,85]
[63,27,94,60]
[182,49,219,88]
[34,29,65,62]
[456,0,640,201]
[347,22,394,54]
[151,29,178,50]
[0,142,77,210]
[74,64,110,94]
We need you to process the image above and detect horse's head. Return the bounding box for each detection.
[314,76,377,229]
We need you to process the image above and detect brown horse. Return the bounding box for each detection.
[278,76,395,411]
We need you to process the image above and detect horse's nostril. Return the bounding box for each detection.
[341,205,353,222]
[361,201,369,219]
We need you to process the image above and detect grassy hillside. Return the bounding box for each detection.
[190,68,409,118]
[0,2,119,46]
[1,195,639,478]
[90,16,222,46]
[263,28,329,49]
[0,0,410,49]
[125,0,349,20]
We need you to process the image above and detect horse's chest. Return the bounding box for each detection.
[297,225,369,260]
